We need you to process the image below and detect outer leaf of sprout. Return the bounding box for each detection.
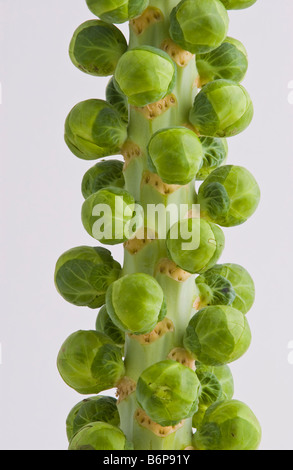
[69,20,127,76]
[106,273,166,335]
[169,0,229,54]
[193,400,262,450]
[96,305,125,347]
[195,271,236,308]
[198,165,260,227]
[86,0,149,24]
[57,330,125,394]
[114,46,176,107]
[197,137,228,180]
[64,99,127,160]
[68,422,132,450]
[54,246,121,308]
[183,305,251,366]
[106,77,129,123]
[136,359,201,426]
[147,127,203,185]
[189,80,253,138]
[220,0,257,10]
[81,160,125,200]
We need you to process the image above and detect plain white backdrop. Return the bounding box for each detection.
[0,0,293,450]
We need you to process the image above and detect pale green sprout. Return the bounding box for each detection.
[96,305,125,347]
[114,46,176,107]
[64,99,127,160]
[189,79,253,137]
[66,395,119,442]
[195,271,236,308]
[147,127,203,185]
[54,246,121,308]
[196,37,248,87]
[197,137,228,181]
[193,400,262,450]
[166,218,225,274]
[198,263,255,314]
[198,165,260,227]
[106,77,129,123]
[169,0,229,54]
[69,20,127,76]
[184,305,251,365]
[81,160,124,200]
[86,0,149,24]
[68,422,132,450]
[57,330,125,394]
[106,273,167,335]
[81,186,135,244]
[136,359,201,426]
[220,0,257,10]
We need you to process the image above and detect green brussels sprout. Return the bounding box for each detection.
[106,273,167,335]
[196,363,234,401]
[57,330,125,394]
[96,305,125,347]
[136,360,200,426]
[106,77,129,123]
[198,165,260,227]
[81,187,135,245]
[68,422,132,450]
[197,137,228,181]
[203,263,255,314]
[54,246,121,308]
[66,395,119,441]
[184,305,251,366]
[86,0,149,24]
[195,271,236,309]
[166,218,225,274]
[196,369,222,407]
[147,127,203,185]
[81,160,124,199]
[196,37,248,87]
[189,80,253,138]
[114,46,176,107]
[169,0,229,55]
[64,99,127,160]
[220,0,257,9]
[193,400,262,450]
[69,20,127,77]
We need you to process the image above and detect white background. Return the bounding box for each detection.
[0,0,293,450]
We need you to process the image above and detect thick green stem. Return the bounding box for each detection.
[118,0,199,450]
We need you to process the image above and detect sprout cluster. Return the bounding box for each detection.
[55,0,261,452]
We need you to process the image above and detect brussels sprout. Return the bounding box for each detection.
[81,160,124,200]
[198,165,260,227]
[96,305,125,347]
[220,0,257,9]
[86,0,149,24]
[66,395,119,441]
[169,0,229,54]
[196,370,222,407]
[203,263,255,314]
[196,37,248,87]
[106,77,129,123]
[106,273,166,335]
[54,246,121,308]
[114,46,176,107]
[57,330,125,394]
[193,400,262,450]
[68,422,132,450]
[147,127,203,185]
[64,99,127,160]
[189,80,253,138]
[166,218,225,274]
[196,363,234,401]
[184,305,251,366]
[81,187,135,245]
[136,360,200,426]
[195,271,236,308]
[197,137,228,181]
[69,20,127,77]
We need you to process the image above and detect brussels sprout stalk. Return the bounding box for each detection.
[56,0,261,451]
